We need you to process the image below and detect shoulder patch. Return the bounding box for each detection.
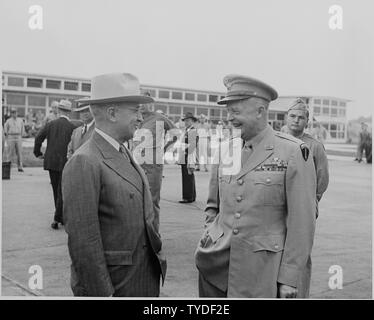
[300,143,310,161]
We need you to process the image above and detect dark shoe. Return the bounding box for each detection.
[179,199,194,204]
[354,158,358,161]
[51,221,59,230]
[18,168,24,172]
[358,159,362,163]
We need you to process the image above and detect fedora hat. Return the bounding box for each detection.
[76,73,153,105]
[218,74,278,105]
[58,99,72,111]
[182,112,197,121]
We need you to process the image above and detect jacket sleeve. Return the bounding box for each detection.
[62,154,114,296]
[204,164,220,226]
[314,143,329,201]
[67,130,76,159]
[33,123,48,157]
[277,145,317,288]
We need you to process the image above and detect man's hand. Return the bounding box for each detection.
[278,284,298,298]
[187,167,195,175]
[37,154,44,159]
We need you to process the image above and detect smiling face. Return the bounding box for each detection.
[226,98,267,141]
[286,109,308,136]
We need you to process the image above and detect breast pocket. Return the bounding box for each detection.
[253,172,285,206]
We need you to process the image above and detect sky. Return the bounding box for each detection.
[0,0,373,119]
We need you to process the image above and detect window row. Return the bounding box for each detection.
[314,98,346,107]
[148,88,224,103]
[314,106,346,117]
[6,76,91,92]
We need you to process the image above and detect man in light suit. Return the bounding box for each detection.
[34,100,76,230]
[195,75,317,298]
[67,100,95,159]
[62,73,166,297]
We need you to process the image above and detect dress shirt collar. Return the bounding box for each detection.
[244,125,271,149]
[95,128,128,153]
[59,115,69,121]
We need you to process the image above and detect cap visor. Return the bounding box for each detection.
[217,96,251,105]
[76,95,153,105]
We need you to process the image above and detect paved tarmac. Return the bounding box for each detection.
[1,159,372,298]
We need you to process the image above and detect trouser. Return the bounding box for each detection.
[141,164,163,232]
[364,143,372,163]
[181,164,196,201]
[198,272,227,297]
[7,138,23,169]
[48,170,63,223]
[357,143,365,161]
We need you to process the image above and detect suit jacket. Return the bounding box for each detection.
[195,126,316,298]
[34,117,76,171]
[62,131,166,296]
[178,125,198,166]
[67,122,95,159]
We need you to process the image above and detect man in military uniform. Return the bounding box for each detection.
[356,122,371,163]
[195,75,317,298]
[133,92,177,232]
[67,100,95,159]
[4,108,25,172]
[286,99,329,212]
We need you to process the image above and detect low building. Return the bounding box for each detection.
[2,71,349,142]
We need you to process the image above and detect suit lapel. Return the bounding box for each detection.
[236,127,275,180]
[92,132,143,194]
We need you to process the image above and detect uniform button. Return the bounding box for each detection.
[233,229,239,234]
[235,213,241,219]
[266,178,271,184]
[236,196,242,202]
[237,179,244,185]
[274,244,279,249]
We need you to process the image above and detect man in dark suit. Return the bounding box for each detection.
[178,112,198,203]
[34,100,76,229]
[67,100,95,159]
[61,73,166,297]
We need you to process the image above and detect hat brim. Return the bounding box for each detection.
[182,116,197,121]
[75,95,153,105]
[58,106,72,111]
[217,95,253,105]
[74,105,91,112]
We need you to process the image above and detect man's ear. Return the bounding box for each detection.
[106,106,117,122]
[257,105,266,119]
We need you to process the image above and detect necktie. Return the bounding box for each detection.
[119,144,130,161]
[82,124,87,136]
[241,142,253,167]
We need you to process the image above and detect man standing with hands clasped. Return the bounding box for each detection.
[195,75,317,298]
[62,73,166,297]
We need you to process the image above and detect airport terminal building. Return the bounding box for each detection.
[2,71,349,142]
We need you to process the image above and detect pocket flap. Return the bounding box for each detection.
[104,250,133,265]
[252,234,285,252]
[253,174,284,186]
[208,225,224,243]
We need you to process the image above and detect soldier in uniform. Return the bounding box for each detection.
[286,99,329,213]
[195,75,317,298]
[67,100,95,159]
[133,92,177,232]
[3,108,25,172]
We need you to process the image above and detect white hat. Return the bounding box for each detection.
[75,97,90,112]
[58,99,72,111]
[76,73,153,105]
